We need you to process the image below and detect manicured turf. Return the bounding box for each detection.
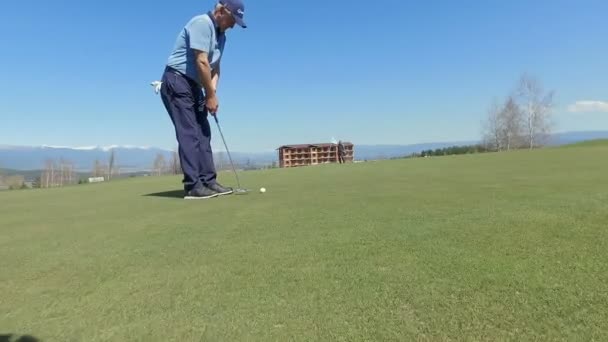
[1,145,607,341]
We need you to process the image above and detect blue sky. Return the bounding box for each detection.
[0,0,607,152]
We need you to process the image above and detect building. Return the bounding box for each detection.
[277,142,354,168]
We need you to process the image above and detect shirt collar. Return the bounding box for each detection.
[207,11,222,36]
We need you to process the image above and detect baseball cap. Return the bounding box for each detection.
[219,0,247,28]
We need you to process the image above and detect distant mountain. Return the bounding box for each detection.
[0,145,277,172]
[353,131,608,160]
[0,145,174,172]
[1,131,607,171]
[546,131,608,145]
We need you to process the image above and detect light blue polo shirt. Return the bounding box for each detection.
[167,12,226,87]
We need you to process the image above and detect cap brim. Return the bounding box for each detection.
[234,16,247,28]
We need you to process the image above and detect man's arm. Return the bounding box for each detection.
[194,50,218,113]
[212,63,220,93]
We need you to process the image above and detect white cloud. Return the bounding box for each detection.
[568,100,608,113]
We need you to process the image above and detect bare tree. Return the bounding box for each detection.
[59,158,67,186]
[153,153,166,176]
[500,96,524,151]
[68,161,75,184]
[93,160,99,177]
[41,161,47,188]
[6,175,25,190]
[92,159,105,178]
[482,100,503,151]
[50,159,55,187]
[41,159,51,188]
[38,159,74,188]
[516,73,555,149]
[41,159,56,188]
[215,151,226,171]
[108,149,116,181]
[60,159,75,186]
[171,149,181,175]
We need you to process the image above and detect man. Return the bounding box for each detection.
[159,0,247,199]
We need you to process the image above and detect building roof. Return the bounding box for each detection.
[278,142,353,150]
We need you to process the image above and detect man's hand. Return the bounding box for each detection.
[209,64,220,114]
[206,93,219,114]
[194,49,219,114]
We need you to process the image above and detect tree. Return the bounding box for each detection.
[215,151,226,171]
[500,96,524,150]
[68,160,75,185]
[108,149,116,180]
[170,149,181,175]
[41,159,56,188]
[6,175,25,190]
[57,158,75,187]
[153,153,166,176]
[49,160,55,187]
[92,159,105,178]
[244,158,254,170]
[516,73,555,149]
[482,100,503,151]
[59,158,65,186]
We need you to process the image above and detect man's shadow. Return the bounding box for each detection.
[143,190,184,199]
[0,335,41,342]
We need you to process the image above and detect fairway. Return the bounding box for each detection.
[1,145,608,341]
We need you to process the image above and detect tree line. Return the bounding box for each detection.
[40,159,78,188]
[3,147,279,191]
[0,173,28,190]
[414,144,491,157]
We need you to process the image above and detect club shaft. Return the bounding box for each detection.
[213,116,242,188]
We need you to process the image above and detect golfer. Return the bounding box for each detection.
[159,0,247,199]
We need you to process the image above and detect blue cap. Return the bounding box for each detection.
[219,0,247,28]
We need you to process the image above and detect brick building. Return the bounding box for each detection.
[277,142,354,168]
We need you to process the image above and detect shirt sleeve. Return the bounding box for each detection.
[187,18,212,53]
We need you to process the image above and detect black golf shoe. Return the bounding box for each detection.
[207,182,234,196]
[184,186,218,200]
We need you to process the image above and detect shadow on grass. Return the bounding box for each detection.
[143,190,184,199]
[0,335,41,342]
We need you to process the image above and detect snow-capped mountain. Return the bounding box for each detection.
[0,145,278,171]
[1,131,607,171]
[0,145,174,171]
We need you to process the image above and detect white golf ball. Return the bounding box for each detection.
[260,187,266,193]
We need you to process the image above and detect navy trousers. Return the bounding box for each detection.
[160,67,217,192]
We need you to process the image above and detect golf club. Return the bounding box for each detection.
[212,114,249,195]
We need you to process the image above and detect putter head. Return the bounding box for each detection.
[234,188,249,195]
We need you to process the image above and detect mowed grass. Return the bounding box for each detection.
[1,145,608,341]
